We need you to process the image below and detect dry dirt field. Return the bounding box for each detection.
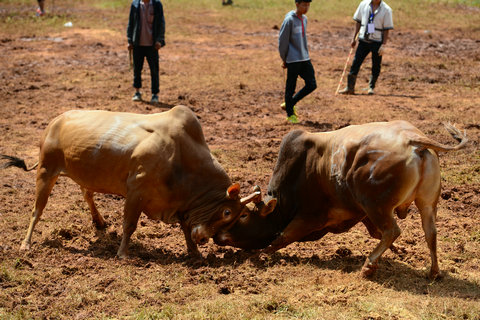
[0,0,479,319]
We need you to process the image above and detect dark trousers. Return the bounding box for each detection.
[349,40,383,88]
[133,45,159,94]
[285,60,317,116]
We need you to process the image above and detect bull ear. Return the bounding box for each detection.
[226,183,241,200]
[260,199,277,217]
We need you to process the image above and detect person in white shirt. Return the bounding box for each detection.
[339,0,393,95]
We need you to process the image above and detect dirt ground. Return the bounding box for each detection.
[0,1,479,319]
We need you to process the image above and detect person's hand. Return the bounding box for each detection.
[378,45,385,56]
[155,42,162,50]
[350,39,357,48]
[128,43,133,50]
[282,61,287,69]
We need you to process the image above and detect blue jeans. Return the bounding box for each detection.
[349,40,382,88]
[285,60,317,117]
[133,46,159,94]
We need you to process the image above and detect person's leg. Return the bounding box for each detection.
[36,0,45,16]
[133,46,146,92]
[349,41,371,77]
[339,41,370,94]
[146,46,160,95]
[369,42,383,90]
[285,62,301,117]
[292,60,317,105]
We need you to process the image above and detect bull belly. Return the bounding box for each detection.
[324,207,363,232]
[143,208,179,224]
[63,171,127,196]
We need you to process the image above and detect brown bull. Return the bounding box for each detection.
[2,105,259,259]
[214,121,467,278]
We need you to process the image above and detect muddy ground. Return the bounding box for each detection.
[0,1,479,319]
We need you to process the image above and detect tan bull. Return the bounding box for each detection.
[2,105,259,259]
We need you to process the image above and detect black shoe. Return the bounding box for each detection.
[132,92,142,101]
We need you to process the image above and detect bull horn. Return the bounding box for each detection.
[240,191,261,205]
[226,183,241,200]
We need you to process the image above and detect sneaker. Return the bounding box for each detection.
[150,94,159,104]
[367,88,374,95]
[286,114,299,124]
[132,92,142,101]
[280,102,298,116]
[222,0,233,5]
[36,7,45,17]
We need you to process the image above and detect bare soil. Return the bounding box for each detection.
[0,1,479,319]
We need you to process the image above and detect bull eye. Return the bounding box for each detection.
[224,209,232,217]
[240,213,248,219]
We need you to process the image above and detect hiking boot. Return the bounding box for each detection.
[132,92,142,101]
[338,74,357,95]
[280,102,298,116]
[286,114,299,124]
[367,87,375,95]
[150,94,159,104]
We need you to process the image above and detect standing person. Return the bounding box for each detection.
[279,0,317,124]
[339,0,393,95]
[127,0,165,103]
[36,0,45,16]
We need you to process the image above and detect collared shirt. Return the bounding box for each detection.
[353,0,393,43]
[139,0,155,46]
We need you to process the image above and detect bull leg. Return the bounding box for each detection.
[262,218,318,254]
[117,195,142,259]
[361,210,401,278]
[362,217,401,253]
[81,188,106,229]
[417,203,439,279]
[21,167,58,250]
[415,150,441,280]
[180,221,201,259]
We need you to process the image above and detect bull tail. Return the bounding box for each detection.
[0,155,38,171]
[409,123,468,152]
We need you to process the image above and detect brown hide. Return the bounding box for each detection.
[5,105,252,259]
[215,121,467,279]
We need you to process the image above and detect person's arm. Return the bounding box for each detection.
[278,18,291,68]
[382,29,389,45]
[155,1,166,49]
[127,4,135,49]
[351,21,360,48]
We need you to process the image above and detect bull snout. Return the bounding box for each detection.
[213,231,232,246]
[191,225,210,246]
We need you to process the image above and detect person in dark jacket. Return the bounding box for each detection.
[127,0,165,103]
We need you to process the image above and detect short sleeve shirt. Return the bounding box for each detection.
[353,0,393,43]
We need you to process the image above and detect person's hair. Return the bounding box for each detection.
[295,0,312,3]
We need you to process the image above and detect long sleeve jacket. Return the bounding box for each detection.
[278,10,310,64]
[127,0,165,47]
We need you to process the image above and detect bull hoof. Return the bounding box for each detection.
[428,269,441,281]
[361,261,378,278]
[116,250,128,260]
[94,220,107,230]
[20,241,31,251]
